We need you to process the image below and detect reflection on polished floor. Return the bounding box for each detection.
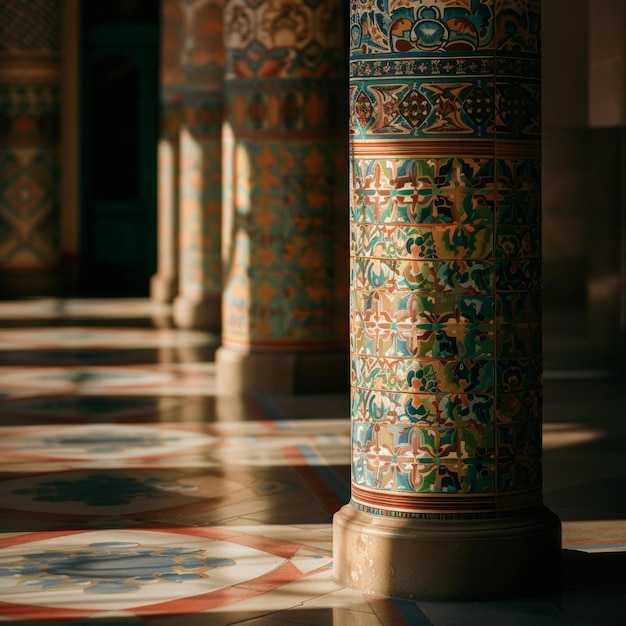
[0,298,624,625]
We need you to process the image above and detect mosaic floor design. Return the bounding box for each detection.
[0,298,623,625]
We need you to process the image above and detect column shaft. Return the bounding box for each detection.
[152,0,184,303]
[333,0,561,600]
[172,0,223,330]
[216,0,349,393]
[0,0,61,296]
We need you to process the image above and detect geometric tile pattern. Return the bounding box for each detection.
[221,0,349,350]
[0,0,60,51]
[0,107,60,268]
[0,1,61,271]
[349,0,543,517]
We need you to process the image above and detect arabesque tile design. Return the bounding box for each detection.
[348,0,543,516]
[221,0,348,350]
[0,0,60,274]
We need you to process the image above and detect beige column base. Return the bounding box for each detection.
[333,504,561,601]
[150,272,178,303]
[215,345,349,394]
[172,294,221,331]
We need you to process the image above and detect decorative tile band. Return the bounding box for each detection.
[348,0,542,512]
[352,353,542,393]
[0,85,59,143]
[181,99,223,136]
[161,0,184,95]
[226,78,345,132]
[351,386,542,427]
[224,0,344,80]
[350,0,540,56]
[351,223,538,260]
[349,78,539,140]
[350,139,540,159]
[351,486,543,517]
[352,487,498,514]
[351,258,494,293]
[350,157,540,226]
[352,388,495,426]
[350,56,541,80]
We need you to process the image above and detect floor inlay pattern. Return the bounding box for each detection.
[0,298,622,625]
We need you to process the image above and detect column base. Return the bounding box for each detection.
[150,273,178,303]
[172,294,221,331]
[215,345,349,394]
[333,504,561,601]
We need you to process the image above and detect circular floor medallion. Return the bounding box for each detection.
[0,529,285,611]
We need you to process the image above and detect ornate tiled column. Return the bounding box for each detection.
[171,0,223,329]
[333,0,561,600]
[215,0,348,393]
[0,0,61,296]
[151,0,184,303]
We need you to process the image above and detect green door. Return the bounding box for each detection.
[80,20,158,296]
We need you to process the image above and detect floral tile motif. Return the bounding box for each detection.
[352,421,495,493]
[352,388,494,427]
[352,1,496,55]
[495,389,541,424]
[495,159,541,225]
[497,421,542,491]
[0,528,332,618]
[351,157,494,225]
[0,469,294,521]
[353,356,495,394]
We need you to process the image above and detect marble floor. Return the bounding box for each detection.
[0,298,624,625]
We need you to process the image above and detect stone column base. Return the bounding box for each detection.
[172,294,221,331]
[150,273,178,303]
[333,504,561,601]
[215,345,349,394]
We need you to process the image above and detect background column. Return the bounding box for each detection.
[151,0,184,303]
[171,0,223,330]
[215,0,349,393]
[0,0,61,296]
[333,0,561,600]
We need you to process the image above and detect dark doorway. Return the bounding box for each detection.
[80,1,159,296]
